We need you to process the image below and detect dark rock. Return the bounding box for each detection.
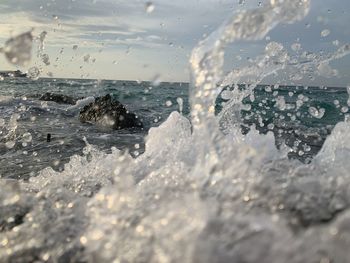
[79,94,143,129]
[39,92,77,105]
[0,70,27,78]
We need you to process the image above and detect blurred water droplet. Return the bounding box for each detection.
[332,40,339,46]
[5,141,15,149]
[177,97,183,113]
[309,107,325,119]
[321,29,330,37]
[165,100,172,107]
[22,132,32,143]
[2,31,33,66]
[41,53,50,65]
[291,43,301,51]
[341,106,349,113]
[84,54,91,63]
[275,96,286,111]
[27,67,40,80]
[145,2,155,13]
[151,74,161,87]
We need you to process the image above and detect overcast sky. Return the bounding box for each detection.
[0,0,349,85]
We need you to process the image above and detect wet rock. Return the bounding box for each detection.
[79,94,143,129]
[40,92,77,105]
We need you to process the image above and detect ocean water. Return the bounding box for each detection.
[0,78,189,179]
[1,77,350,262]
[0,79,348,180]
[2,0,350,262]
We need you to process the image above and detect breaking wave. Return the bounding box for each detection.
[2,1,350,262]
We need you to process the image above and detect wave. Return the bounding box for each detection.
[2,0,350,262]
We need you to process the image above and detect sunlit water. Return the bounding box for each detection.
[2,0,350,262]
[0,78,189,179]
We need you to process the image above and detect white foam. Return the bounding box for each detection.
[2,0,350,262]
[66,96,95,111]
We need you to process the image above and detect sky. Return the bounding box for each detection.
[0,0,349,85]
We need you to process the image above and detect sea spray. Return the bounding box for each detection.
[2,1,350,263]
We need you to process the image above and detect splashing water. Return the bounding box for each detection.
[0,31,33,66]
[3,0,350,262]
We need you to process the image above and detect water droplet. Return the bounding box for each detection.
[27,67,41,80]
[5,141,15,149]
[291,43,301,51]
[177,97,183,113]
[151,74,161,87]
[309,107,325,119]
[22,132,32,143]
[41,53,50,65]
[165,100,172,107]
[265,86,272,92]
[321,29,330,37]
[303,145,311,152]
[275,96,286,111]
[3,31,33,66]
[145,2,155,13]
[83,54,91,63]
[341,106,348,113]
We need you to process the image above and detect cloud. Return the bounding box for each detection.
[0,0,349,84]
